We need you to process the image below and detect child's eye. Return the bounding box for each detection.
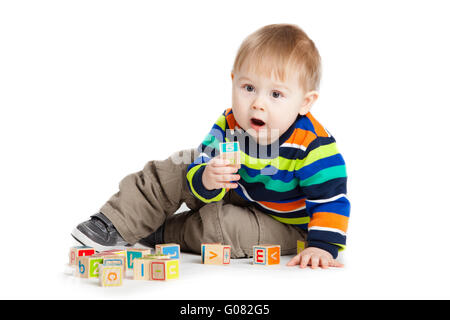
[272,91,283,98]
[243,84,254,92]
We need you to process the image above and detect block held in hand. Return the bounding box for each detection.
[219,142,241,169]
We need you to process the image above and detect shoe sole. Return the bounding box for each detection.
[71,227,131,252]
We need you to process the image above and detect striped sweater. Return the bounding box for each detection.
[186,108,350,258]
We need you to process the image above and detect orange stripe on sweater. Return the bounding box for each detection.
[306,113,328,137]
[284,128,316,150]
[309,212,349,232]
[259,198,306,212]
[226,112,237,130]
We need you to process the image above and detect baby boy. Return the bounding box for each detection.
[72,23,350,269]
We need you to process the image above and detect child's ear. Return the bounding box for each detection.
[299,91,319,115]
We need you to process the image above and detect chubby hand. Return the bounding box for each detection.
[202,156,240,190]
[287,247,344,269]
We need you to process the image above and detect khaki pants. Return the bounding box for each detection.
[100,149,307,258]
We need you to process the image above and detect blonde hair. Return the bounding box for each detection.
[232,24,321,92]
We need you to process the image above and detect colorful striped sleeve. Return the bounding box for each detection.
[297,135,351,258]
[186,110,229,203]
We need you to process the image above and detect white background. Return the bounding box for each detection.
[1,0,450,299]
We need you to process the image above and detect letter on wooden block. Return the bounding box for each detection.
[101,249,128,268]
[126,248,152,269]
[76,256,104,278]
[166,260,179,279]
[133,258,152,280]
[102,254,126,274]
[253,247,266,265]
[150,259,179,281]
[223,246,231,264]
[201,243,231,265]
[99,264,123,287]
[253,245,280,265]
[155,243,180,259]
[267,246,280,265]
[151,261,166,280]
[69,246,95,265]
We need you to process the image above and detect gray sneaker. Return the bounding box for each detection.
[71,212,131,252]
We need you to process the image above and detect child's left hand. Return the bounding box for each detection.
[286,247,344,269]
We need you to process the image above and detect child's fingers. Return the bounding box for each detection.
[320,257,330,269]
[215,174,240,182]
[210,158,232,167]
[208,180,237,189]
[220,182,238,189]
[287,252,343,269]
[209,163,238,174]
[212,169,239,177]
[310,255,320,269]
[222,166,240,173]
[330,260,344,268]
[209,158,239,171]
[218,166,239,174]
[286,254,301,266]
[299,254,311,268]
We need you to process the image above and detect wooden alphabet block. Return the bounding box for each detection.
[219,142,241,169]
[75,256,104,278]
[133,254,172,280]
[133,258,152,280]
[155,243,180,259]
[69,246,95,265]
[126,248,152,269]
[149,259,179,281]
[253,245,280,265]
[99,264,123,287]
[297,240,305,254]
[102,254,127,274]
[101,249,128,267]
[201,243,231,265]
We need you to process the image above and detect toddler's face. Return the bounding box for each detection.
[231,62,315,145]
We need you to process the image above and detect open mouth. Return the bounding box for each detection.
[251,118,266,127]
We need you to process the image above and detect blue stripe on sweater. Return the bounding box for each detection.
[298,153,346,180]
[306,197,350,217]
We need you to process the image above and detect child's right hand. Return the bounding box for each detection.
[202,156,240,190]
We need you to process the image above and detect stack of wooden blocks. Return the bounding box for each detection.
[132,244,180,281]
[69,243,180,287]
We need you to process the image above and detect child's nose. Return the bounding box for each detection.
[252,104,265,112]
